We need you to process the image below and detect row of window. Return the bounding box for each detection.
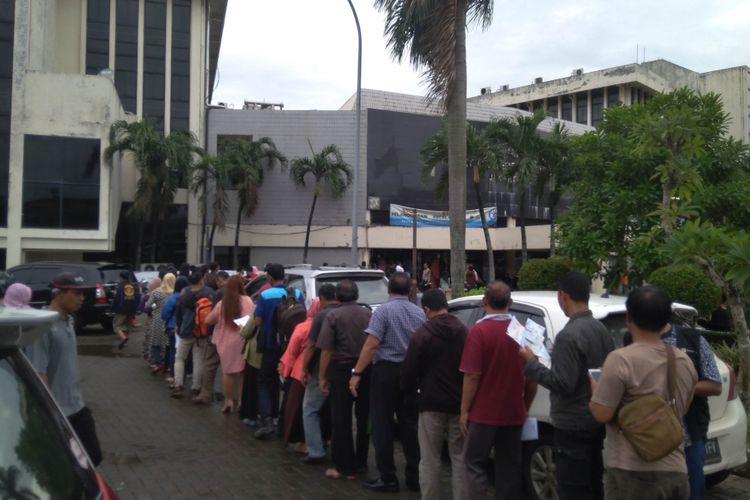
[0,0,14,227]
[513,85,626,127]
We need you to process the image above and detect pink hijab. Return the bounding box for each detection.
[4,283,32,308]
[306,297,321,319]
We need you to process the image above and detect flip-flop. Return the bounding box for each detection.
[324,468,355,480]
[117,338,129,350]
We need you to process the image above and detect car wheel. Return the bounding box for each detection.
[706,470,730,488]
[523,436,558,500]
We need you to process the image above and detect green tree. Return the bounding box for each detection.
[421,121,498,281]
[374,0,494,297]
[105,119,201,268]
[0,466,38,500]
[290,141,352,263]
[663,221,750,403]
[223,137,287,270]
[488,109,547,264]
[191,154,231,262]
[537,122,572,255]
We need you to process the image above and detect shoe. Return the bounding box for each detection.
[221,400,234,413]
[169,386,184,399]
[191,388,200,397]
[117,337,129,350]
[363,477,399,493]
[254,417,275,440]
[192,395,211,405]
[151,366,163,375]
[242,418,257,428]
[299,455,326,465]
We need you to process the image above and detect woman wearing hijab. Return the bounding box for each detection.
[3,283,33,308]
[145,273,174,375]
[206,275,254,413]
[141,276,162,362]
[161,275,189,386]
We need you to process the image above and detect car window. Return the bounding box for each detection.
[601,309,698,349]
[8,268,32,284]
[100,268,131,284]
[286,275,306,299]
[315,276,389,306]
[0,351,92,498]
[449,303,483,327]
[29,267,61,286]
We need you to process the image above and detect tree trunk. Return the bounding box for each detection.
[474,177,495,282]
[661,185,673,235]
[447,3,468,297]
[233,202,243,271]
[520,190,528,263]
[208,222,217,262]
[200,191,208,263]
[549,199,557,256]
[303,193,318,264]
[149,211,159,263]
[133,221,144,270]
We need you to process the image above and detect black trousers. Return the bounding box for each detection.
[464,422,522,500]
[554,426,605,500]
[68,406,102,466]
[238,364,259,421]
[330,362,370,475]
[369,361,419,484]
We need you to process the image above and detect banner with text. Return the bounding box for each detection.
[389,204,498,228]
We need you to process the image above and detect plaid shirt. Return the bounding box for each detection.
[366,295,426,363]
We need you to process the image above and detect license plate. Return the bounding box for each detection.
[704,438,721,465]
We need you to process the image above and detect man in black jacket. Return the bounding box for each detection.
[520,272,614,500]
[403,288,468,499]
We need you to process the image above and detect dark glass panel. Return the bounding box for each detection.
[171,0,191,131]
[143,0,166,133]
[591,88,604,126]
[86,0,110,75]
[546,97,558,118]
[115,0,139,113]
[0,0,13,227]
[575,92,588,124]
[607,85,620,107]
[561,95,572,121]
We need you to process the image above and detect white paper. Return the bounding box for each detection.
[521,417,539,441]
[522,319,551,367]
[506,316,526,345]
[233,315,251,328]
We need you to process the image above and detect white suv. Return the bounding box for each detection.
[281,265,389,309]
[449,291,747,500]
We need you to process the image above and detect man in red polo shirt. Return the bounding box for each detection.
[460,280,537,500]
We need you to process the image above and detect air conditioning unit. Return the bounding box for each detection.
[480,86,492,95]
[501,84,510,91]
[571,68,584,76]
[534,77,543,84]
[368,196,381,210]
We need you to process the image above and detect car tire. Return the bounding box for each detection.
[706,470,730,488]
[523,435,558,500]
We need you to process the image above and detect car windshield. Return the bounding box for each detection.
[315,276,389,306]
[100,268,131,283]
[0,351,91,499]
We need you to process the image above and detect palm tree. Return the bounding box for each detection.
[0,466,38,500]
[223,137,287,270]
[105,119,201,268]
[191,154,231,262]
[374,0,494,297]
[537,122,571,255]
[291,141,353,263]
[421,121,498,281]
[488,109,546,264]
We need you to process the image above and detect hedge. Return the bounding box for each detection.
[517,256,574,291]
[647,264,721,318]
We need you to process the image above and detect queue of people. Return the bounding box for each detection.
[5,261,720,500]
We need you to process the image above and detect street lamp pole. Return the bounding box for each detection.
[347,0,362,267]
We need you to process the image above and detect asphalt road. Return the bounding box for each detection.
[76,324,750,499]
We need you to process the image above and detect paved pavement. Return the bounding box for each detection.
[76,324,750,499]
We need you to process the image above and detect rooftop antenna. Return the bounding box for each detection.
[636,44,639,63]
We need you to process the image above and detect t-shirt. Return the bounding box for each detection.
[459,315,528,426]
[591,342,698,473]
[317,302,372,363]
[307,304,339,374]
[254,284,304,352]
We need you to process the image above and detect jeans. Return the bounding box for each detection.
[257,350,280,419]
[166,329,176,375]
[302,374,327,458]
[68,407,102,467]
[685,441,705,500]
[150,345,164,367]
[463,422,522,500]
[418,411,465,500]
[554,427,605,500]
[369,361,419,485]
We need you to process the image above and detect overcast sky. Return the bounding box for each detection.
[212,0,750,110]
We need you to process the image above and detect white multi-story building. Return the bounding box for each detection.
[469,59,750,144]
[0,0,227,268]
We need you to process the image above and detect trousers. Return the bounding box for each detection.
[418,411,465,500]
[463,422,522,500]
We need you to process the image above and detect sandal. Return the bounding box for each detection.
[324,468,355,480]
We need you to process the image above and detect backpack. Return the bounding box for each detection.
[194,297,213,337]
[273,287,307,351]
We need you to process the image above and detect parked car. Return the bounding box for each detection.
[246,265,389,308]
[0,306,117,499]
[448,291,747,500]
[6,262,136,333]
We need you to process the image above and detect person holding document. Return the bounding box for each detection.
[519,271,614,500]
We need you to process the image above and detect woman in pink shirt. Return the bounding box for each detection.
[206,275,254,413]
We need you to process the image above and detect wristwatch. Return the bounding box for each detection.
[351,369,362,376]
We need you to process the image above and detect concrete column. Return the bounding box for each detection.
[136,0,144,116]
[164,0,173,135]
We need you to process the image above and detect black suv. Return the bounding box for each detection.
[6,262,135,332]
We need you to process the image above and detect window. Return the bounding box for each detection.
[315,275,389,306]
[561,95,573,121]
[546,97,559,118]
[143,0,166,133]
[22,136,100,229]
[85,0,110,75]
[591,88,604,127]
[607,86,620,108]
[171,0,191,132]
[0,0,14,227]
[115,0,139,113]
[449,303,484,328]
[575,92,588,124]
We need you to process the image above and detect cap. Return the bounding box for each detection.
[49,272,91,290]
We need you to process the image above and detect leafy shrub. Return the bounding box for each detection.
[456,287,486,298]
[517,257,574,291]
[647,264,721,317]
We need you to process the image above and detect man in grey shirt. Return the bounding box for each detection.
[26,272,103,466]
[520,271,614,500]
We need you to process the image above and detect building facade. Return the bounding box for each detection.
[469,60,750,143]
[203,90,591,276]
[0,0,226,268]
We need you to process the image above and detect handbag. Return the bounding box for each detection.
[617,344,685,462]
